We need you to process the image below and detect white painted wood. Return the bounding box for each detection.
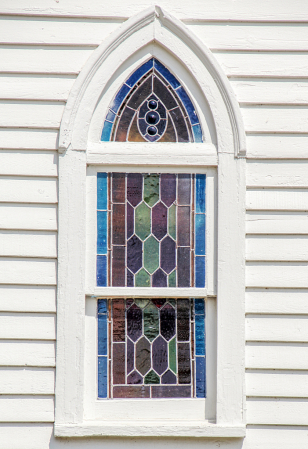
[247,161,308,187]
[246,342,308,369]
[0,258,56,285]
[0,204,57,231]
[0,100,64,129]
[0,367,54,395]
[246,370,308,398]
[231,78,308,105]
[246,262,308,288]
[0,396,54,422]
[246,315,308,342]
[0,45,94,74]
[0,128,58,150]
[246,211,308,235]
[241,106,308,133]
[0,231,57,258]
[0,341,55,367]
[246,236,308,261]
[247,398,308,425]
[246,289,308,314]
[0,177,57,204]
[0,74,75,101]
[0,424,53,449]
[247,189,308,211]
[0,313,55,340]
[0,151,58,177]
[0,286,56,313]
[247,134,308,159]
[214,51,308,78]
[245,427,308,449]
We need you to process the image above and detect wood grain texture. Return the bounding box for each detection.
[0,204,57,231]
[0,177,57,204]
[0,231,57,258]
[0,128,58,150]
[246,262,308,288]
[247,398,308,425]
[246,315,308,342]
[246,342,308,369]
[246,211,308,235]
[246,289,308,314]
[0,396,54,422]
[0,258,57,285]
[0,341,55,367]
[0,286,56,313]
[246,235,308,261]
[247,134,308,159]
[247,189,308,211]
[246,370,308,398]
[0,367,54,394]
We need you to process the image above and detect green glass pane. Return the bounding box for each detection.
[144,369,160,384]
[168,298,176,307]
[168,270,176,287]
[169,337,177,373]
[144,174,159,207]
[135,201,151,240]
[144,302,159,342]
[135,269,150,287]
[144,236,159,274]
[168,204,176,239]
[134,299,149,309]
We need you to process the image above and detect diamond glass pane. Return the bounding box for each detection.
[97,298,206,399]
[96,172,206,288]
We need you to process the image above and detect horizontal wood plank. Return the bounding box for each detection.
[0,258,57,285]
[0,396,54,422]
[247,134,308,159]
[246,262,308,288]
[246,342,308,370]
[0,204,57,231]
[247,161,308,187]
[246,289,308,314]
[246,370,308,398]
[0,100,64,129]
[245,426,308,449]
[246,189,308,211]
[246,315,308,342]
[246,211,308,235]
[0,151,58,177]
[0,367,54,395]
[0,45,94,74]
[0,341,55,367]
[0,286,56,313]
[247,398,308,425]
[246,235,308,261]
[0,424,53,449]
[0,128,58,150]
[0,231,57,258]
[0,177,57,204]
[0,313,56,340]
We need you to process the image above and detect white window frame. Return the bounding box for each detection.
[55,6,246,439]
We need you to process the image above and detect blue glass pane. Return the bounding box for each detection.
[97,255,107,287]
[101,120,113,141]
[97,211,107,255]
[97,173,107,210]
[192,124,203,143]
[98,313,107,355]
[194,298,205,316]
[196,174,206,213]
[109,84,131,114]
[98,298,107,314]
[196,356,206,398]
[126,58,154,87]
[175,86,199,125]
[195,313,205,356]
[154,59,180,89]
[195,214,206,256]
[98,356,108,398]
[195,256,205,288]
[106,109,116,123]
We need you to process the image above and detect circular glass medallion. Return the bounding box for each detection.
[146,111,160,125]
[147,126,157,136]
[148,100,158,110]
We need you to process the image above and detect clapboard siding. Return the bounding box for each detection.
[0,367,54,394]
[1,128,58,150]
[247,398,308,425]
[0,231,57,258]
[246,289,308,315]
[246,342,308,370]
[246,370,308,398]
[246,189,308,211]
[245,427,308,449]
[0,177,57,203]
[0,341,55,367]
[246,212,308,235]
[0,286,56,313]
[0,100,64,129]
[0,204,57,231]
[0,313,56,340]
[0,151,58,177]
[246,262,308,288]
[0,258,56,285]
[247,161,308,187]
[0,424,53,449]
[246,315,308,342]
[246,236,308,261]
[247,134,308,159]
[0,396,54,422]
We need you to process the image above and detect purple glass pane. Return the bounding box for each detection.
[160,304,176,341]
[127,173,142,207]
[177,299,190,341]
[113,386,150,398]
[127,304,142,342]
[160,236,176,274]
[152,385,191,398]
[178,174,191,205]
[126,203,134,239]
[127,337,134,374]
[152,202,167,240]
[127,235,142,274]
[161,369,177,385]
[160,174,176,207]
[152,299,166,308]
[127,370,143,385]
[177,246,190,287]
[152,336,168,375]
[178,342,191,384]
[152,268,167,287]
[177,206,190,247]
[127,269,134,287]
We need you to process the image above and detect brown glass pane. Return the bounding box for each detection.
[178,342,191,384]
[151,385,191,398]
[127,173,142,207]
[152,336,168,375]
[115,107,135,142]
[159,115,176,142]
[126,203,134,239]
[112,204,125,245]
[160,236,176,274]
[160,304,176,341]
[127,370,143,385]
[127,337,134,374]
[177,247,191,287]
[128,113,146,142]
[113,343,125,384]
[178,174,191,205]
[112,245,125,287]
[177,206,190,247]
[160,173,176,207]
[177,299,190,341]
[112,299,125,342]
[113,386,150,398]
[112,173,125,203]
[128,76,152,110]
[152,201,168,241]
[136,336,151,376]
[169,107,189,142]
[153,75,177,110]
[127,304,142,342]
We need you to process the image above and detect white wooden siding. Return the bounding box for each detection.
[0,5,307,449]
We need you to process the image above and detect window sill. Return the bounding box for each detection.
[54,422,246,438]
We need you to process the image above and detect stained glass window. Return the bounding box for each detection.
[101,58,203,143]
[96,172,206,288]
[98,298,206,399]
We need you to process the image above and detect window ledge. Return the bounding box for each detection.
[54,422,246,438]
